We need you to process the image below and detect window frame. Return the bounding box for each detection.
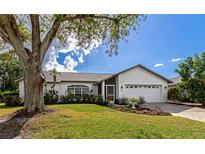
[67,85,89,100]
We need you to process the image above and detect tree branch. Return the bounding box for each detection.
[40,14,131,62]
[30,14,41,58]
[40,15,65,62]
[0,15,29,63]
[0,28,11,44]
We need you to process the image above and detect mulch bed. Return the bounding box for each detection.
[110,105,171,116]
[0,108,58,139]
[167,101,205,108]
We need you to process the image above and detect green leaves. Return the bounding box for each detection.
[176,52,205,104]
[1,14,145,57]
[54,14,145,56]
[0,51,23,91]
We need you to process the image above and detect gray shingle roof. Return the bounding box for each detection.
[44,72,113,82]
[169,76,181,85]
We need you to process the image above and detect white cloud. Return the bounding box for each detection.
[44,46,77,72]
[83,40,101,55]
[171,58,183,63]
[44,38,101,72]
[63,55,78,72]
[154,63,164,67]
[67,37,80,52]
[58,49,69,53]
[78,53,84,64]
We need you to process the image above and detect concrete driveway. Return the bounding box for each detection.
[143,103,205,122]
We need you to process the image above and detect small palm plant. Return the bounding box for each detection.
[49,68,61,95]
[129,98,139,109]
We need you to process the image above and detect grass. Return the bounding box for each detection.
[1,103,205,138]
[0,103,22,117]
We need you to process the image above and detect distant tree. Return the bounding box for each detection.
[0,14,145,112]
[49,68,61,94]
[0,51,22,91]
[176,52,205,104]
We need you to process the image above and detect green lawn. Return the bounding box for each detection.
[1,103,205,138]
[0,103,22,117]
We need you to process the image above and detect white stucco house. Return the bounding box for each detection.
[18,64,172,103]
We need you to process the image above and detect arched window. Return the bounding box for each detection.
[67,85,89,100]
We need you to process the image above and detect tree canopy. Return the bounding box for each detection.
[0,51,23,91]
[0,14,145,111]
[0,15,145,61]
[175,52,205,104]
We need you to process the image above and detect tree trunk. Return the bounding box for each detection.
[23,62,46,112]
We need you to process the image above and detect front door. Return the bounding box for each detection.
[106,85,115,102]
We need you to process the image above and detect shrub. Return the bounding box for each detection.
[0,92,3,102]
[82,94,90,103]
[60,93,75,104]
[88,94,96,103]
[1,90,19,98]
[129,98,138,103]
[168,82,205,104]
[95,95,104,104]
[4,96,23,106]
[44,92,108,106]
[168,87,180,101]
[98,101,109,106]
[1,90,21,106]
[115,97,128,105]
[138,96,146,105]
[44,91,59,104]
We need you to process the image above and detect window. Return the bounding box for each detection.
[124,84,161,89]
[67,85,89,100]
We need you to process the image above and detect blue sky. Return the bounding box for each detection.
[46,15,205,78]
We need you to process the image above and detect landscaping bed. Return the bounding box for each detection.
[167,100,205,108]
[109,104,171,116]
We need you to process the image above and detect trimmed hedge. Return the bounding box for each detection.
[44,92,108,106]
[0,90,22,106]
[1,90,19,98]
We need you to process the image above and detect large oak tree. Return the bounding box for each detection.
[0,14,145,112]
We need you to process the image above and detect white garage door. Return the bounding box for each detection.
[123,84,162,103]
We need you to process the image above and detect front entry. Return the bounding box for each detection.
[105,85,115,102]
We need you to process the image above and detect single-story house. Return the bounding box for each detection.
[18,64,172,103]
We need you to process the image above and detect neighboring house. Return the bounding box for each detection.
[168,76,181,88]
[18,64,172,103]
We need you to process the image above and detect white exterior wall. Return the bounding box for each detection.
[117,67,168,102]
[45,82,95,96]
[115,76,120,99]
[19,80,24,100]
[19,81,97,99]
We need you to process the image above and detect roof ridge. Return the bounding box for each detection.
[43,71,113,75]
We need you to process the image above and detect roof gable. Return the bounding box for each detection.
[116,64,172,83]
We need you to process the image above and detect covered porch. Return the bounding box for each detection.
[96,76,117,102]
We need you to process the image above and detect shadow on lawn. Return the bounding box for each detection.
[0,110,36,139]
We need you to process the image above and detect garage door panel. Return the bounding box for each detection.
[123,84,162,103]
